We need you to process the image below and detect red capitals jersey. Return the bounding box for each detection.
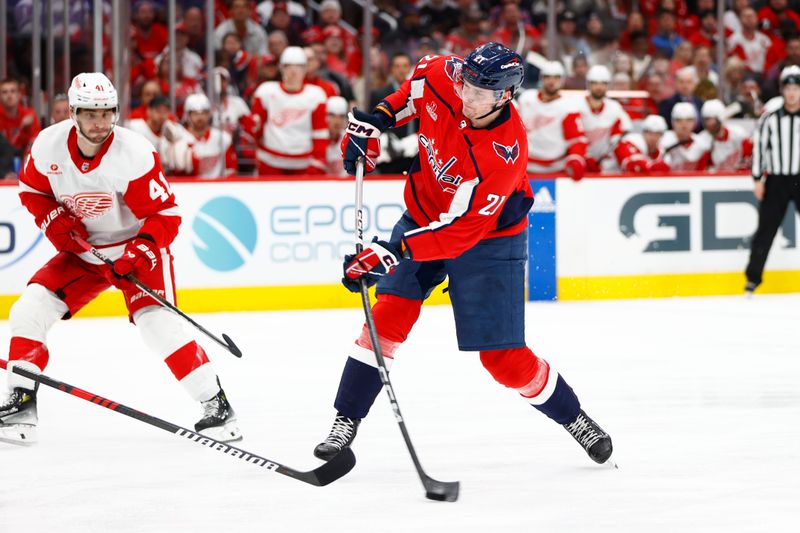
[378,54,533,262]
[19,120,180,264]
[0,104,41,152]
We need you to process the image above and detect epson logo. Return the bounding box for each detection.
[347,123,375,136]
[176,428,279,470]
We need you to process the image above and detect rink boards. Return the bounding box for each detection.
[1,172,799,317]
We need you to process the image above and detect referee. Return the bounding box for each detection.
[745,65,800,294]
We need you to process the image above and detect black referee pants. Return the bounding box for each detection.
[745,175,800,285]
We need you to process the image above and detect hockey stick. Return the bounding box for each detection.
[0,358,355,486]
[72,235,242,358]
[353,157,460,502]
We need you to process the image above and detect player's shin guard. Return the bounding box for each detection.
[480,347,580,424]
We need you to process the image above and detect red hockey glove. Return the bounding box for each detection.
[646,160,670,173]
[341,108,386,175]
[565,158,585,181]
[37,206,89,254]
[585,157,600,173]
[113,236,159,278]
[342,238,404,293]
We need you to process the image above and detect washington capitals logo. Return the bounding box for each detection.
[493,141,520,164]
[444,57,463,83]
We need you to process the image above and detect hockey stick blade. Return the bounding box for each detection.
[0,359,355,487]
[222,334,242,358]
[424,477,460,502]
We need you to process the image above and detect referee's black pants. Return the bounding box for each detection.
[745,175,800,285]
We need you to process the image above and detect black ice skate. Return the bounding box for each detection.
[0,386,39,445]
[314,413,361,461]
[745,281,759,297]
[195,388,242,442]
[563,409,613,465]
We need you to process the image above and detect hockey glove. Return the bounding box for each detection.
[645,159,670,173]
[341,108,388,175]
[342,238,403,293]
[37,206,89,255]
[113,236,159,278]
[565,158,585,181]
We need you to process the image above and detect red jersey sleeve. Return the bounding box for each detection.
[563,112,587,162]
[18,154,60,226]
[122,152,181,247]
[225,143,237,175]
[379,54,445,128]
[249,96,267,139]
[311,100,329,166]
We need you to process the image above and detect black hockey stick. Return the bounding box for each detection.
[353,157,460,502]
[0,358,355,486]
[72,235,242,358]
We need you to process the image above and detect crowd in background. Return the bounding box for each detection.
[0,0,798,178]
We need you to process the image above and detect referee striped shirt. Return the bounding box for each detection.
[752,106,800,179]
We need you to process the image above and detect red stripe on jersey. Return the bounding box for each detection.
[122,152,181,246]
[20,154,54,195]
[164,341,209,381]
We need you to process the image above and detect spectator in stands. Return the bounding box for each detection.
[210,67,256,173]
[583,12,616,67]
[265,2,305,46]
[182,94,237,178]
[564,54,589,90]
[445,9,489,58]
[612,53,634,80]
[268,30,290,59]
[694,78,718,103]
[659,66,702,129]
[323,25,351,78]
[418,0,461,37]
[131,0,167,61]
[552,10,590,65]
[182,7,207,58]
[763,36,800,100]
[687,9,719,49]
[414,36,441,62]
[155,23,205,81]
[691,46,718,87]
[155,55,204,117]
[732,77,763,118]
[250,46,328,175]
[611,72,632,91]
[256,0,307,23]
[0,78,40,157]
[671,41,694,74]
[215,0,269,56]
[651,8,684,58]
[130,80,163,120]
[126,95,193,175]
[697,99,752,171]
[757,0,800,37]
[303,47,340,98]
[369,53,412,110]
[517,61,587,180]
[313,0,356,52]
[630,31,653,82]
[0,133,15,179]
[660,102,709,170]
[324,95,347,177]
[380,5,426,60]
[217,32,258,96]
[307,41,355,101]
[724,0,749,36]
[50,94,69,124]
[490,1,540,53]
[727,7,773,75]
[644,72,667,105]
[619,11,646,53]
[721,55,747,104]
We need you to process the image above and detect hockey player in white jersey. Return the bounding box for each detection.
[126,95,193,175]
[183,94,237,178]
[615,114,671,173]
[250,46,329,175]
[517,61,587,179]
[659,102,711,171]
[577,65,633,172]
[697,99,753,171]
[0,73,241,444]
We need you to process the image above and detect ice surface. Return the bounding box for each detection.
[1,295,798,532]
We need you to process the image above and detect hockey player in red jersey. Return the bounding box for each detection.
[516,61,587,179]
[314,43,614,466]
[0,73,241,444]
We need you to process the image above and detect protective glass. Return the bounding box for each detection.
[455,80,503,106]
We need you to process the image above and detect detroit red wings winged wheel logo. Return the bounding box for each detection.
[59,192,114,219]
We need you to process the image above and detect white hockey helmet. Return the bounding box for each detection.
[780,65,800,86]
[68,72,118,111]
[642,114,667,133]
[587,65,611,84]
[540,61,565,78]
[184,93,211,115]
[671,102,696,122]
[701,99,726,120]
[326,95,348,116]
[280,46,308,66]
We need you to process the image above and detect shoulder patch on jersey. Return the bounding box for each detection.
[60,192,114,219]
[493,141,520,164]
[444,57,463,83]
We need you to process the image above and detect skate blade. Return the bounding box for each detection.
[0,424,38,446]
[198,420,243,443]
[603,454,619,469]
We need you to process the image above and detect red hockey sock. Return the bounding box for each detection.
[479,346,550,396]
[9,336,50,371]
[354,294,422,359]
[164,341,210,380]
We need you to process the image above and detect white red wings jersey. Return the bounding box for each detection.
[379,54,533,261]
[184,127,237,178]
[516,89,587,173]
[577,96,632,168]
[126,118,193,173]
[251,81,328,170]
[696,124,753,171]
[19,120,180,264]
[659,130,712,171]
[213,94,252,135]
[727,31,773,73]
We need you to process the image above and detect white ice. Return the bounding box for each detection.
[1,295,799,533]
